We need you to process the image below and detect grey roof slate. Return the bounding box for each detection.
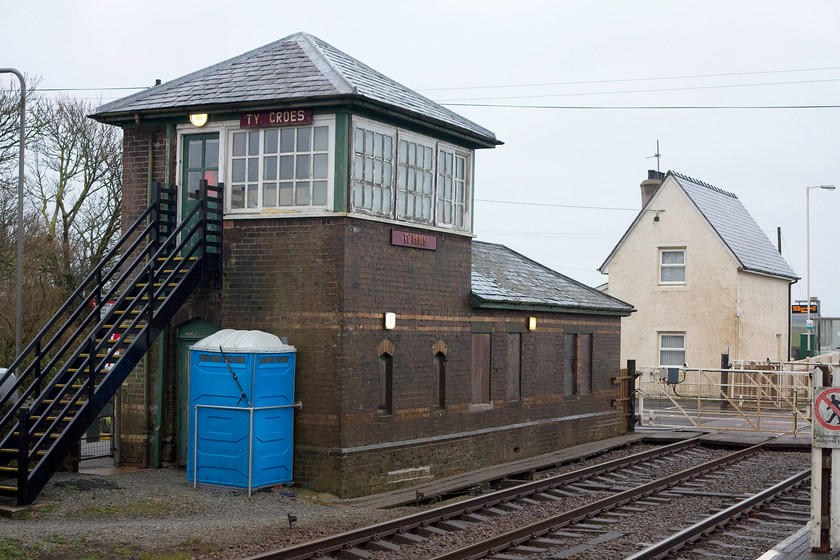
[670,172,799,280]
[92,32,499,147]
[599,171,798,281]
[471,241,634,315]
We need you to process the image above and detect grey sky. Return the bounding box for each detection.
[4,0,838,314]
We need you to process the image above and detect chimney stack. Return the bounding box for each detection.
[640,169,664,208]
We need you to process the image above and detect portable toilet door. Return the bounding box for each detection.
[187,329,296,492]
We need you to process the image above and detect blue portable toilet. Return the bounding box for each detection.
[187,329,297,493]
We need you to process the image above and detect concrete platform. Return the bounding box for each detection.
[758,524,840,559]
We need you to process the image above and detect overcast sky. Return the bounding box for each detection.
[3,0,839,314]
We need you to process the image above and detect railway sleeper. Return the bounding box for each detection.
[390,532,427,545]
[365,538,401,553]
[336,546,371,560]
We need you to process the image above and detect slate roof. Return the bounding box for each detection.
[670,172,798,280]
[600,171,799,281]
[92,32,499,148]
[471,241,634,315]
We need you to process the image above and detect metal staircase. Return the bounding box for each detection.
[0,180,222,505]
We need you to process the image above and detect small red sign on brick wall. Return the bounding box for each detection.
[391,229,437,250]
[240,108,312,128]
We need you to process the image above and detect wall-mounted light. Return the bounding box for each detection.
[527,317,537,331]
[189,113,208,127]
[384,312,396,330]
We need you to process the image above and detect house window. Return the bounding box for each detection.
[659,333,686,366]
[353,125,394,216]
[229,119,333,212]
[660,248,686,284]
[351,118,472,231]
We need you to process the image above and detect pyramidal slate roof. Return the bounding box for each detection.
[600,171,798,281]
[92,32,499,147]
[472,241,634,315]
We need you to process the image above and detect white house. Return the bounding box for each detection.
[599,170,799,369]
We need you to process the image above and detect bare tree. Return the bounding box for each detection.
[28,96,122,290]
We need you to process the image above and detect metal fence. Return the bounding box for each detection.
[634,354,840,434]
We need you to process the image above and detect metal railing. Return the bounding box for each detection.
[633,358,838,434]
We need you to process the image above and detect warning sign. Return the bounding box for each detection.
[813,387,840,448]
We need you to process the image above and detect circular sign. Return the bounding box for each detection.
[815,387,840,430]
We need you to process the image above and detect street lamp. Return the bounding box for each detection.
[806,184,835,356]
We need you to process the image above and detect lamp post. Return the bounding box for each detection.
[806,184,835,356]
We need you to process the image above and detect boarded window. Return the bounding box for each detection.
[471,333,491,404]
[564,333,577,396]
[379,353,393,413]
[507,333,521,401]
[579,334,593,395]
[434,352,446,408]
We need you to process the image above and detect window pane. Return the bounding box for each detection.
[231,184,245,209]
[661,267,685,282]
[354,128,364,153]
[248,132,260,156]
[314,153,328,178]
[264,130,278,153]
[383,162,392,187]
[263,156,277,180]
[232,159,246,182]
[232,133,246,157]
[279,182,293,205]
[247,158,259,181]
[399,140,407,164]
[354,154,364,181]
[374,133,383,159]
[205,139,219,166]
[313,181,328,206]
[296,155,310,179]
[660,350,685,366]
[246,184,258,207]
[297,127,311,151]
[279,155,294,180]
[314,126,328,151]
[384,135,392,159]
[365,131,374,156]
[372,186,382,212]
[662,250,684,265]
[264,183,277,207]
[280,129,295,152]
[661,335,684,349]
[296,181,310,205]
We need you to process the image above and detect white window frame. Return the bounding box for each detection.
[350,116,473,232]
[659,248,686,285]
[436,143,470,230]
[226,115,335,214]
[659,332,686,366]
[351,120,396,218]
[396,129,436,224]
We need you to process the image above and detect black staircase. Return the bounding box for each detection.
[0,180,222,505]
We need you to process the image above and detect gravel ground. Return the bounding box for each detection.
[0,466,412,560]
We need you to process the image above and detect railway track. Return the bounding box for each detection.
[238,436,809,560]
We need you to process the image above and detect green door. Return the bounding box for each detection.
[181,134,219,252]
[175,319,220,466]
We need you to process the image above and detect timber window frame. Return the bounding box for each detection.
[350,117,473,232]
[226,115,335,213]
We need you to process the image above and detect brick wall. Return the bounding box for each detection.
[114,127,627,492]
